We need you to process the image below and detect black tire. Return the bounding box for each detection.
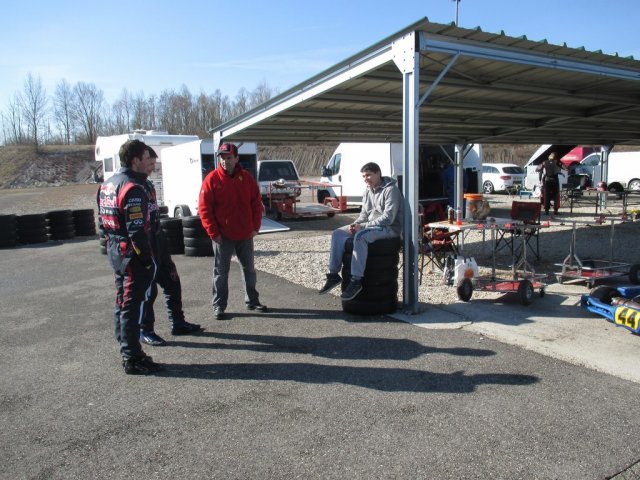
[317,190,330,204]
[457,278,473,302]
[46,209,73,221]
[629,264,640,285]
[16,213,47,229]
[49,229,76,240]
[342,268,399,287]
[184,237,212,248]
[0,230,18,242]
[18,226,48,239]
[184,245,213,257]
[0,214,17,229]
[483,181,495,194]
[160,218,183,232]
[159,205,169,215]
[183,226,208,238]
[181,215,203,228]
[343,237,402,256]
[0,239,17,249]
[174,205,192,218]
[72,208,95,220]
[342,252,400,271]
[518,279,534,306]
[341,297,398,315]
[589,285,619,304]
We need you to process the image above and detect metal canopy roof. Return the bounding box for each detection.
[212,18,640,146]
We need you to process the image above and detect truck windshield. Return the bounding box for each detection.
[258,162,299,181]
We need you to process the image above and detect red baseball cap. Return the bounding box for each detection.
[217,142,238,156]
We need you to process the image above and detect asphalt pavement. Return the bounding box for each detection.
[1,238,640,479]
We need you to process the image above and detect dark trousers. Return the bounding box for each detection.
[544,179,560,213]
[141,252,184,332]
[211,236,259,310]
[113,261,156,360]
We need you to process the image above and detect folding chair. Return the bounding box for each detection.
[419,203,460,282]
[495,201,541,261]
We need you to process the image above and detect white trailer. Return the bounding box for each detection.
[161,139,257,217]
[94,130,199,205]
[577,151,640,192]
[318,142,482,206]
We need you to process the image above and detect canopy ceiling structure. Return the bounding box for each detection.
[213,18,640,146]
[211,18,640,313]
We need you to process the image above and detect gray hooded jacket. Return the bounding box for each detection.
[355,176,403,236]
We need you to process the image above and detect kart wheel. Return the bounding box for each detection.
[518,279,534,306]
[629,264,640,284]
[457,278,473,302]
[589,285,618,304]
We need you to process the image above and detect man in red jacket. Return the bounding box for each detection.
[198,142,266,320]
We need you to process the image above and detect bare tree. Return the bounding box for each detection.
[19,73,48,148]
[250,80,279,109]
[2,95,26,145]
[73,82,105,144]
[53,79,75,144]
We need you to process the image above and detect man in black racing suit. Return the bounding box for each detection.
[138,147,202,346]
[97,139,163,375]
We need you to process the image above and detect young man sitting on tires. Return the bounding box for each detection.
[319,162,402,300]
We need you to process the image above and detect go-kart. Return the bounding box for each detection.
[580,285,640,334]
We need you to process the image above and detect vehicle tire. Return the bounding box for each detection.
[174,205,192,218]
[589,285,618,304]
[518,279,534,306]
[317,190,330,204]
[184,245,213,257]
[181,215,203,228]
[482,181,495,194]
[159,205,169,216]
[629,264,640,284]
[457,278,473,302]
[628,179,640,191]
[160,217,182,232]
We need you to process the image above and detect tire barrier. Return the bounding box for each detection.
[182,216,213,257]
[72,209,97,236]
[16,213,48,245]
[159,205,169,218]
[160,217,184,255]
[0,214,18,249]
[46,210,76,241]
[341,236,401,315]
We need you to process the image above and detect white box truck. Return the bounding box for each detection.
[162,139,257,217]
[318,143,482,206]
[576,151,640,192]
[94,130,199,205]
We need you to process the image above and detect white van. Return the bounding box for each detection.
[95,130,200,205]
[318,143,482,206]
[161,139,257,217]
[576,151,640,192]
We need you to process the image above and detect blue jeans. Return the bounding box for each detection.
[212,236,260,310]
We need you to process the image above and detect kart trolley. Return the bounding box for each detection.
[555,217,640,288]
[264,180,344,220]
[453,219,547,305]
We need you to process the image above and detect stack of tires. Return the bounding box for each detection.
[72,209,97,237]
[341,237,401,315]
[182,216,213,257]
[0,214,18,249]
[16,213,48,245]
[46,210,75,241]
[160,218,184,255]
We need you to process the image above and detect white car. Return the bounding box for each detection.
[482,163,525,194]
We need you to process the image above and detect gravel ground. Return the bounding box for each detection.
[2,184,640,305]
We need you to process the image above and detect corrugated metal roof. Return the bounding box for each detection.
[212,18,640,146]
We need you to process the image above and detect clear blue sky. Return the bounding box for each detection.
[1,0,638,106]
